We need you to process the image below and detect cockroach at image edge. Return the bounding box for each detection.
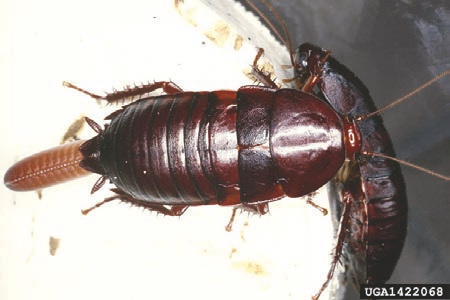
[294,42,408,298]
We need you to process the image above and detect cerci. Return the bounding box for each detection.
[4,42,407,299]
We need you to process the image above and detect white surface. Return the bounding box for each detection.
[0,0,341,299]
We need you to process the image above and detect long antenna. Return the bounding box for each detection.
[356,69,450,181]
[363,152,450,181]
[245,0,295,67]
[357,69,450,121]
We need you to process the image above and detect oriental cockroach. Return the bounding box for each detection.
[5,80,356,216]
[293,42,408,299]
[3,1,450,300]
[299,48,449,298]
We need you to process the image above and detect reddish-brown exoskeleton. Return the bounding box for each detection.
[5,78,360,220]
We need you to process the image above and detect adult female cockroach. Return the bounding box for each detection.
[4,79,359,218]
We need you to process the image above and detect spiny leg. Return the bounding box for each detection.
[250,48,279,89]
[82,188,188,217]
[225,203,269,232]
[312,191,352,300]
[63,80,183,104]
[306,192,328,216]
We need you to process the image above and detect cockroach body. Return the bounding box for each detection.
[294,42,408,297]
[5,83,361,217]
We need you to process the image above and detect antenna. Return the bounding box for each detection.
[362,152,450,181]
[356,69,450,181]
[245,0,295,67]
[356,69,450,121]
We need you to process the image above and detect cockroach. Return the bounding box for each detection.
[3,1,450,300]
[293,42,408,299]
[4,80,358,217]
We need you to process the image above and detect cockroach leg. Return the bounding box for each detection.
[225,207,238,232]
[225,203,269,232]
[306,193,328,216]
[250,48,279,89]
[63,80,183,104]
[241,203,270,215]
[82,188,188,216]
[252,47,265,67]
[81,196,115,215]
[313,191,352,300]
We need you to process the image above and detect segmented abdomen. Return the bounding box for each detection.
[4,140,90,191]
[97,87,347,208]
[99,91,240,206]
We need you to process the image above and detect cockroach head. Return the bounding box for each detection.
[293,43,330,86]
